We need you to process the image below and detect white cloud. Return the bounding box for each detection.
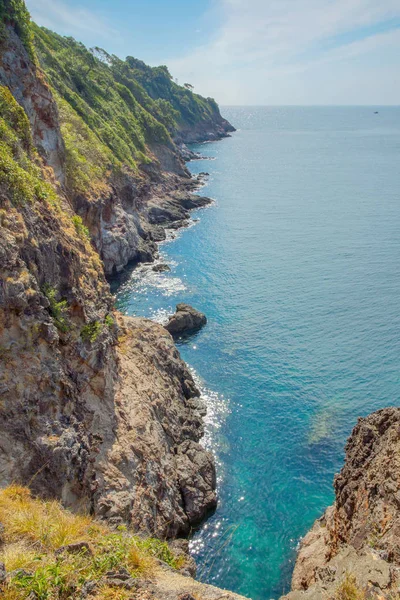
[167,0,400,104]
[26,0,113,38]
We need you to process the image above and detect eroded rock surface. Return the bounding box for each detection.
[165,304,207,336]
[283,407,400,599]
[94,316,217,537]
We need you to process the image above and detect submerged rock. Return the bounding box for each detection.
[152,263,171,272]
[165,304,207,335]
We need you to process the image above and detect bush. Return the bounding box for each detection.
[72,214,90,240]
[42,284,69,332]
[81,320,102,342]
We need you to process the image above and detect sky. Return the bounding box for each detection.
[25,0,400,105]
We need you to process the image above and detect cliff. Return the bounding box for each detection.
[29,22,234,275]
[0,485,246,599]
[283,407,400,600]
[0,0,233,555]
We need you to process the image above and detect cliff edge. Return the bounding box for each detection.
[283,407,400,600]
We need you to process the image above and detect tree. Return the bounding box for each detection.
[184,83,194,91]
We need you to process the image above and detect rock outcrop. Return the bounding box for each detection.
[283,407,400,600]
[94,316,217,537]
[165,304,207,336]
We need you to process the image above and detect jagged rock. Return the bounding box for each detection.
[283,407,400,599]
[178,143,202,161]
[174,194,212,210]
[0,562,6,583]
[165,304,207,336]
[0,26,65,181]
[103,569,138,590]
[169,539,197,577]
[152,263,171,272]
[93,316,216,537]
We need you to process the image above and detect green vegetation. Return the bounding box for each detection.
[57,95,116,197]
[42,285,69,333]
[72,215,90,241]
[105,314,114,328]
[30,22,225,192]
[0,86,60,206]
[0,0,35,59]
[124,57,220,127]
[32,24,172,172]
[0,485,181,600]
[80,320,102,342]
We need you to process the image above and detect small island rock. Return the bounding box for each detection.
[165,303,207,335]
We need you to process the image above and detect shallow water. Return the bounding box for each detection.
[115,106,400,599]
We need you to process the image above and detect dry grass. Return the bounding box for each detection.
[334,573,366,600]
[0,485,179,599]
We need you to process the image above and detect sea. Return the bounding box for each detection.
[114,106,400,599]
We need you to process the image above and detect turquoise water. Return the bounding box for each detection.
[114,106,400,599]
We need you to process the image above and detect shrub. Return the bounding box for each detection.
[42,284,69,332]
[105,314,114,328]
[81,320,102,342]
[72,214,90,240]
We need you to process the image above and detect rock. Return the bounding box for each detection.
[177,195,212,210]
[80,580,97,599]
[0,562,6,584]
[168,219,190,230]
[104,569,138,590]
[0,523,5,545]
[165,304,207,336]
[283,407,400,599]
[131,565,247,600]
[152,263,171,272]
[55,542,92,556]
[169,539,197,577]
[178,143,201,161]
[93,316,216,537]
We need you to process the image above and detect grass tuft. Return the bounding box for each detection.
[335,573,365,600]
[0,485,180,599]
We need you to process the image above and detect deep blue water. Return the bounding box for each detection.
[115,106,400,599]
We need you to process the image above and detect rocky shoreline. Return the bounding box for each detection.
[1,7,399,600]
[283,407,400,600]
[0,18,231,541]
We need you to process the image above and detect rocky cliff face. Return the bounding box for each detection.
[29,23,234,277]
[0,6,221,541]
[283,407,400,600]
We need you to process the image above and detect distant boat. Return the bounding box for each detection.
[374,111,379,114]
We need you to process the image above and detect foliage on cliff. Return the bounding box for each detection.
[32,25,167,171]
[31,24,225,175]
[0,486,181,600]
[0,0,34,59]
[0,85,58,206]
[123,56,221,128]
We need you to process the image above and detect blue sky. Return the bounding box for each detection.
[25,0,400,105]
